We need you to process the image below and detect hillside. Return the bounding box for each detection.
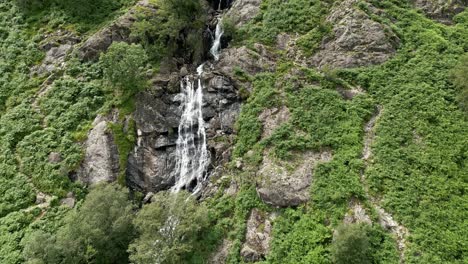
[0,0,467,263]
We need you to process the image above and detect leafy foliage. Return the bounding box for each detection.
[130,0,206,63]
[100,42,148,98]
[22,184,135,264]
[331,224,372,264]
[129,191,209,264]
[450,53,468,112]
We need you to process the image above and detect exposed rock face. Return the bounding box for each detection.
[258,106,290,139]
[226,0,262,27]
[312,0,399,69]
[78,0,156,61]
[257,150,332,207]
[413,0,467,24]
[216,44,276,79]
[343,199,372,225]
[241,209,275,262]
[32,30,80,76]
[77,115,120,185]
[209,239,233,264]
[127,67,241,193]
[33,44,73,75]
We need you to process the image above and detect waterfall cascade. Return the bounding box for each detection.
[173,18,224,193]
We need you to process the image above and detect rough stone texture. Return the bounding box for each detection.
[48,152,62,164]
[413,0,467,24]
[209,239,233,264]
[226,0,262,27]
[216,44,276,79]
[258,106,290,139]
[33,44,73,75]
[257,150,332,207]
[76,115,120,185]
[240,209,275,262]
[376,205,409,259]
[343,199,372,225]
[127,69,241,193]
[78,0,156,61]
[311,0,399,69]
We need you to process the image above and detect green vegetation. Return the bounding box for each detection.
[450,53,468,112]
[100,42,148,99]
[331,224,372,264]
[22,184,135,263]
[236,0,333,55]
[129,191,210,264]
[1,0,467,263]
[130,0,206,63]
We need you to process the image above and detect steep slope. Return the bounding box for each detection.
[0,0,466,263]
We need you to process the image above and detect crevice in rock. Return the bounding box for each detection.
[358,106,409,263]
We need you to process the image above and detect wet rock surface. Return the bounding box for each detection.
[257,150,332,207]
[312,0,400,69]
[127,67,242,193]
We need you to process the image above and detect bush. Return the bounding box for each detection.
[129,191,209,264]
[450,53,468,112]
[100,42,148,98]
[331,224,372,264]
[130,0,205,63]
[22,183,135,264]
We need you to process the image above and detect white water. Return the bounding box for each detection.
[210,19,224,61]
[173,18,224,193]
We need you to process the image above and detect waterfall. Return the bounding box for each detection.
[210,19,224,61]
[173,65,209,192]
[173,18,225,193]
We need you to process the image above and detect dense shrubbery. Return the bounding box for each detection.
[331,224,372,264]
[129,191,210,264]
[450,53,468,112]
[22,184,135,263]
[235,0,333,55]
[100,42,148,98]
[130,0,206,63]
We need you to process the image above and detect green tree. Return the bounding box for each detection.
[331,224,372,264]
[100,42,148,98]
[128,191,209,264]
[22,183,135,264]
[59,0,122,20]
[450,53,468,112]
[130,0,205,63]
[14,0,49,12]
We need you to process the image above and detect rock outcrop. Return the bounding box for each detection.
[76,115,120,185]
[217,44,276,78]
[343,199,372,225]
[240,209,275,262]
[226,0,262,27]
[311,0,400,69]
[413,0,467,24]
[32,30,80,75]
[256,150,332,207]
[209,239,233,264]
[258,106,290,139]
[78,0,156,61]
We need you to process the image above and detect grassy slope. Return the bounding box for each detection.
[209,0,467,263]
[0,1,136,263]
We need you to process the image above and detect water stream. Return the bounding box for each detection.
[173,18,224,193]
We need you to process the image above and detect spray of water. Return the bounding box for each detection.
[210,19,224,61]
